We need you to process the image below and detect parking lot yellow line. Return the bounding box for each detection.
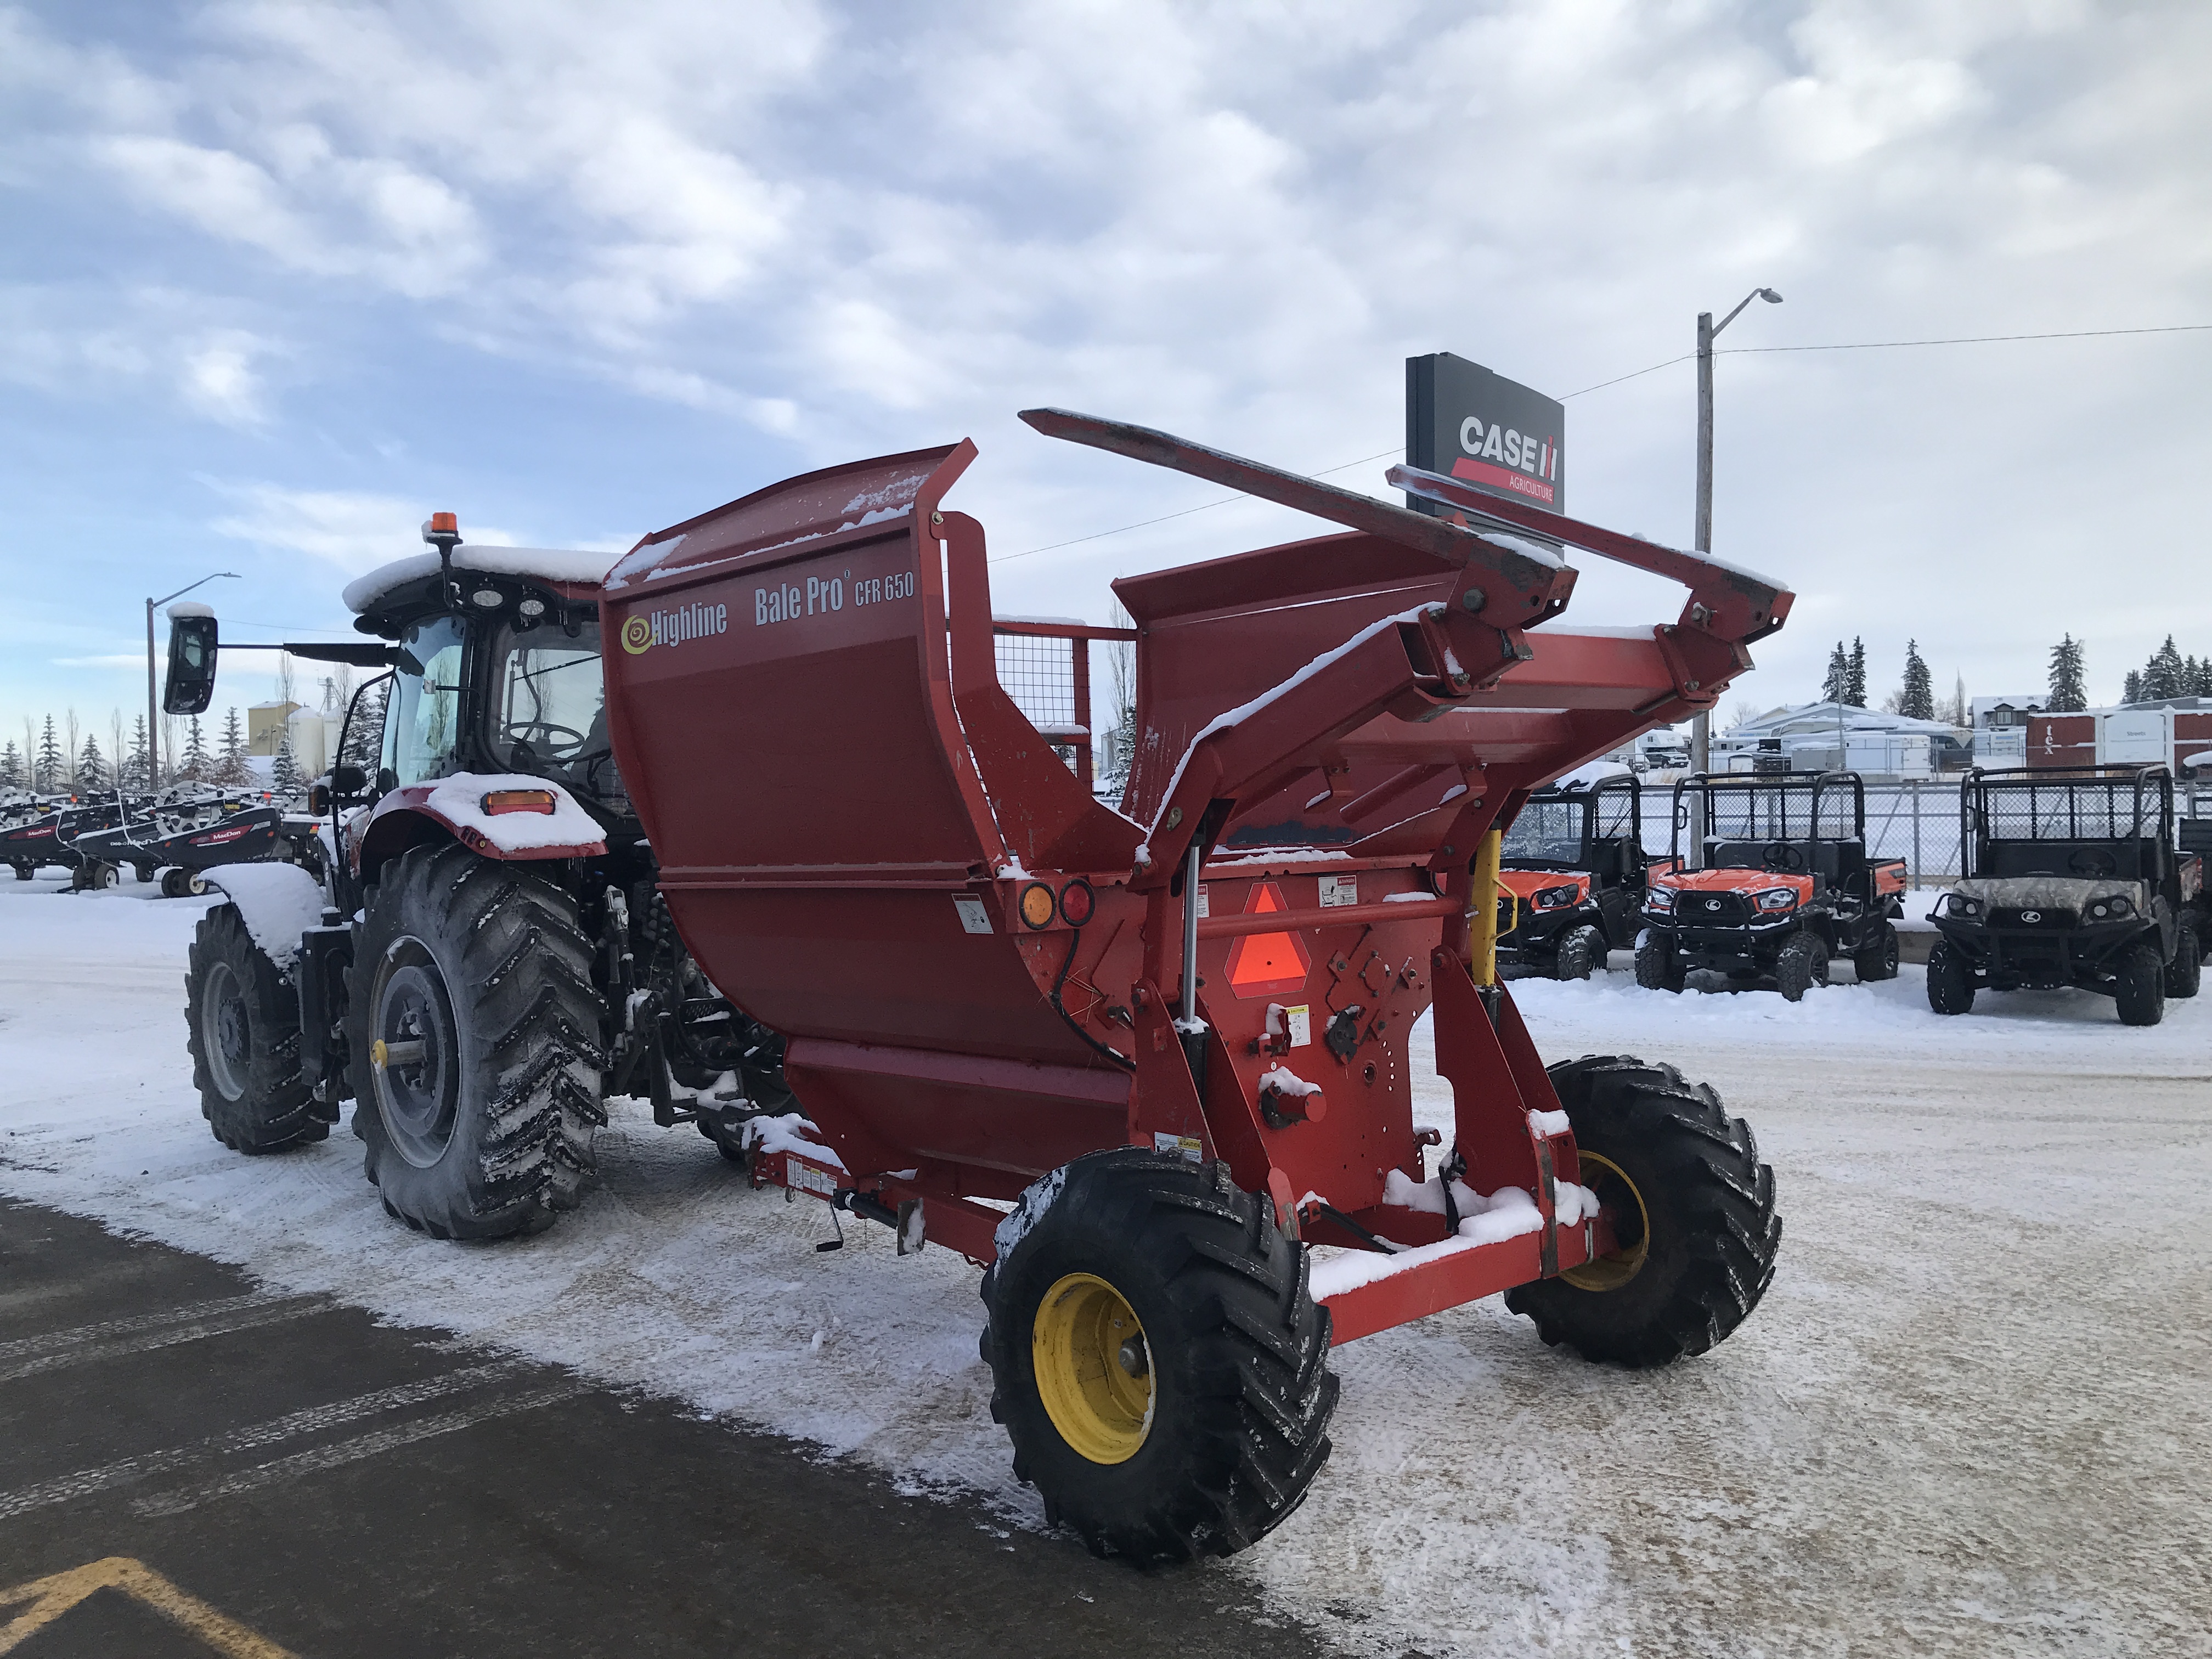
[0,1556,294,1657]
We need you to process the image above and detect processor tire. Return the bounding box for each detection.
[980,1150,1337,1562]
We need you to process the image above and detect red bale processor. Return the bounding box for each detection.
[601,411,1792,1561]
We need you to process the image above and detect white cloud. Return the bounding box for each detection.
[208,482,523,574]
[3,0,2211,702]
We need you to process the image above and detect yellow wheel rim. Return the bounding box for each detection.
[1032,1272,1154,1465]
[1561,1150,1651,1292]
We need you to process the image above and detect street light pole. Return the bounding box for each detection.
[146,573,239,788]
[1689,286,1782,782]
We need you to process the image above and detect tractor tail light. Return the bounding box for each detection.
[1058,879,1096,927]
[1019,882,1057,928]
[482,789,557,816]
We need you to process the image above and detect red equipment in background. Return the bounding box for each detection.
[600,410,1791,1344]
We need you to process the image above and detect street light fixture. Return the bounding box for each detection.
[146,573,239,787]
[1689,286,1783,788]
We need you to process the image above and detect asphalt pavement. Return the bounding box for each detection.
[0,1199,1357,1658]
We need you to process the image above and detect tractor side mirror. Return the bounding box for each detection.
[163,614,219,714]
[307,780,331,815]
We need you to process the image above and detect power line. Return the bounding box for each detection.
[991,446,1401,563]
[1000,321,2211,561]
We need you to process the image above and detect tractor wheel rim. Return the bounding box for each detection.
[371,941,461,1169]
[1032,1272,1154,1465]
[1561,1151,1651,1292]
[200,960,249,1101]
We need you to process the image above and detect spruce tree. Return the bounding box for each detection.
[1845,637,1867,707]
[2143,635,2185,701]
[126,716,152,791]
[2123,669,2144,705]
[35,716,63,792]
[2047,635,2087,712]
[180,716,210,784]
[0,741,20,789]
[77,733,109,792]
[1899,641,1934,720]
[215,707,252,787]
[1821,642,1850,704]
[270,727,304,798]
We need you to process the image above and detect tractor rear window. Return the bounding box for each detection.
[493,620,617,801]
[381,617,465,787]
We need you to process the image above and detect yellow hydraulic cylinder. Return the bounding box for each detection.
[1469,829,1502,986]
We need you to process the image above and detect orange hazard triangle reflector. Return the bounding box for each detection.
[1224,881,1312,999]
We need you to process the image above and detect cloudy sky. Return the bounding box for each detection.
[4,0,2208,755]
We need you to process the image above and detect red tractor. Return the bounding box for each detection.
[167,414,1792,1563]
[1635,771,1906,1000]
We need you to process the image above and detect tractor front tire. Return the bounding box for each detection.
[981,1149,1338,1562]
[1633,930,1684,993]
[349,842,606,1240]
[1775,933,1829,1002]
[185,902,323,1153]
[1505,1055,1780,1367]
[1553,925,1603,982]
[9,864,32,881]
[2163,923,2200,1000]
[2114,940,2166,1027]
[1853,919,1900,982]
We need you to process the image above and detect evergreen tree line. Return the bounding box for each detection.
[2119,636,2212,706]
[1796,633,2197,726]
[0,707,262,794]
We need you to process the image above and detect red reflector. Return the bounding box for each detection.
[1058,879,1096,927]
[1225,882,1312,998]
[481,789,556,816]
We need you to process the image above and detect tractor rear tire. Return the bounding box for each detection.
[1853,919,1900,983]
[349,842,607,1240]
[185,902,324,1153]
[1633,930,1684,993]
[1505,1055,1780,1368]
[981,1149,1338,1562]
[1553,925,1603,981]
[2114,940,2165,1027]
[1775,933,1828,1002]
[2163,923,2200,1000]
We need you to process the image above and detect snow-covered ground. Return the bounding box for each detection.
[3,876,2207,1656]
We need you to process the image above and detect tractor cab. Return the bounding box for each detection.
[1494,771,1656,978]
[1637,771,1906,999]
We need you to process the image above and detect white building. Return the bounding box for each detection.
[1970,695,2045,764]
[1711,702,1971,780]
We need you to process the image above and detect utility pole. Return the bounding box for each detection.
[1690,286,1782,783]
[146,574,239,787]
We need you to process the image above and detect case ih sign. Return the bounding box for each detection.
[1406,352,1565,515]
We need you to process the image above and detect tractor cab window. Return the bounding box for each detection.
[491,618,619,802]
[380,617,466,788]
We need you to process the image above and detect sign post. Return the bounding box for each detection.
[1404,353,1565,518]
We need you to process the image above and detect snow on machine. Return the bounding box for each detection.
[1634,770,1906,999]
[1926,764,2208,1024]
[1494,771,1663,979]
[166,413,1793,1563]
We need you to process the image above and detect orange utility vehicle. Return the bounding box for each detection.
[1495,772,1660,979]
[1636,771,1905,999]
